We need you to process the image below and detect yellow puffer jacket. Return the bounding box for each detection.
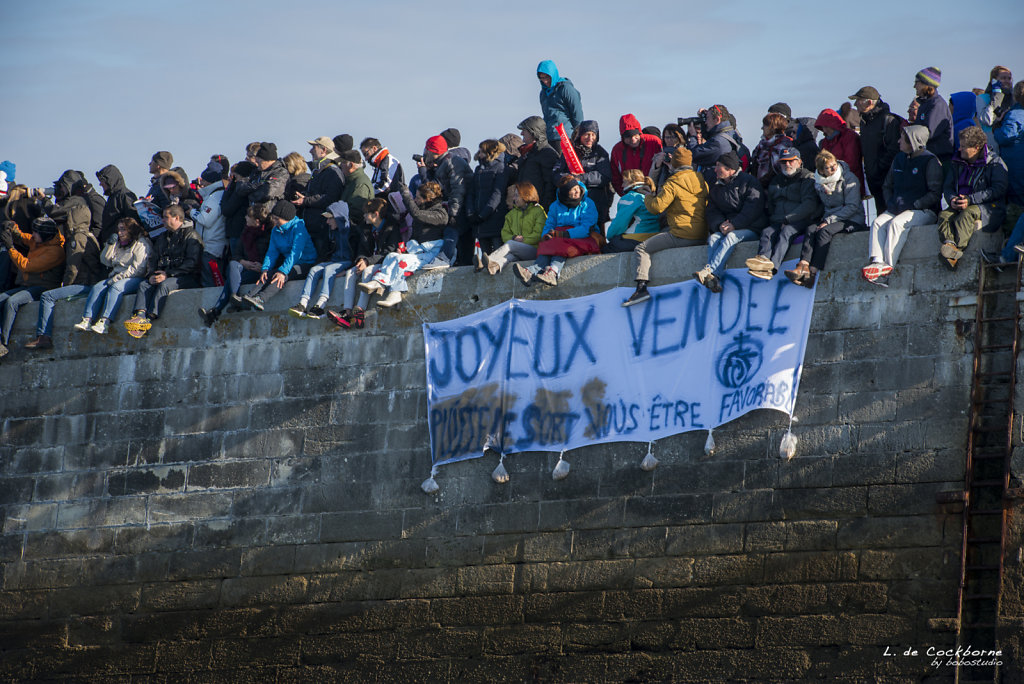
[644,167,709,240]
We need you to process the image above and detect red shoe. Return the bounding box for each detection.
[326,308,351,328]
[353,308,365,329]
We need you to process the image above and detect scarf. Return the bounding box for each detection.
[814,165,843,195]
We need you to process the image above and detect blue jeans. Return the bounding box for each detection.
[300,260,352,304]
[441,226,459,262]
[36,284,91,337]
[1001,213,1024,262]
[83,277,143,322]
[1,286,44,345]
[528,255,567,276]
[707,229,758,276]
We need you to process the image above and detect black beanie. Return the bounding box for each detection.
[256,142,278,162]
[233,161,256,178]
[271,200,296,222]
[333,134,354,153]
[440,128,461,147]
[32,216,59,241]
[768,102,792,119]
[717,151,740,171]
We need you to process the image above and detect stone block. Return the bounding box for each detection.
[139,580,221,611]
[692,553,764,585]
[777,456,833,489]
[537,498,621,531]
[894,449,966,483]
[832,453,895,486]
[321,510,404,543]
[665,523,744,556]
[108,466,186,496]
[866,482,949,515]
[187,460,271,490]
[712,490,781,523]
[623,494,712,527]
[837,515,943,549]
[193,518,267,548]
[3,447,63,475]
[457,502,539,535]
[858,548,944,580]
[113,523,193,555]
[837,390,900,424]
[167,548,242,580]
[147,492,233,524]
[55,497,147,529]
[2,502,57,533]
[23,529,115,559]
[778,487,867,518]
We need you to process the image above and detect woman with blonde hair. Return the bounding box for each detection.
[283,152,311,200]
[604,169,660,253]
[483,181,546,275]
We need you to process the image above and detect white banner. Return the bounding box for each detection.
[424,263,815,467]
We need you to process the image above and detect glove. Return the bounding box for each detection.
[0,229,13,250]
[990,79,1002,94]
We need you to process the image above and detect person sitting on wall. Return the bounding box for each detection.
[288,201,354,320]
[240,200,317,311]
[328,198,401,329]
[622,147,709,306]
[694,151,766,293]
[861,125,943,286]
[814,108,865,193]
[0,216,65,358]
[482,182,547,276]
[360,181,447,309]
[125,204,203,337]
[71,217,151,335]
[745,147,822,281]
[604,169,660,254]
[937,126,1008,269]
[198,203,273,327]
[513,175,599,287]
[783,150,866,288]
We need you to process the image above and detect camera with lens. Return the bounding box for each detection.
[412,154,424,163]
[678,111,708,139]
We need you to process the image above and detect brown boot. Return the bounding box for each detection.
[24,335,53,350]
[784,260,811,285]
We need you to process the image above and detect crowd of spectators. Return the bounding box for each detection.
[1,61,1022,357]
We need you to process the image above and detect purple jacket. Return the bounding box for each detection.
[912,92,954,160]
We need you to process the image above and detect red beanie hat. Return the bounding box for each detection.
[425,135,448,155]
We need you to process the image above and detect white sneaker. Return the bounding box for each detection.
[421,255,451,270]
[90,318,108,334]
[376,290,403,308]
[358,280,385,295]
[73,318,92,332]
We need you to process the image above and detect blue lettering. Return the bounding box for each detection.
[532,314,561,378]
[625,296,654,357]
[478,310,510,380]
[652,289,682,356]
[427,330,453,388]
[454,327,482,383]
[506,307,536,380]
[563,307,597,371]
[718,274,744,334]
[744,279,763,332]
[680,285,712,350]
[767,279,791,335]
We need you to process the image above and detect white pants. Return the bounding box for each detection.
[868,209,936,267]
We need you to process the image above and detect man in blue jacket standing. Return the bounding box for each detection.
[537,60,584,144]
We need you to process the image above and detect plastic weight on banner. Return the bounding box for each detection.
[640,442,659,471]
[556,124,584,175]
[704,429,716,456]
[779,429,797,460]
[552,451,571,480]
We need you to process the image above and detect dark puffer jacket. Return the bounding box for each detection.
[149,225,204,277]
[858,101,903,193]
[399,187,449,243]
[467,152,510,239]
[883,125,943,215]
[687,120,742,171]
[238,160,289,206]
[428,153,472,224]
[942,146,1009,232]
[766,167,822,228]
[302,160,345,241]
[553,120,613,224]
[96,165,139,244]
[706,170,767,234]
[512,116,560,209]
[46,171,93,240]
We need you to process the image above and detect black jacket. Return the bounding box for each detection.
[859,101,903,189]
[706,170,767,234]
[787,118,820,171]
[512,143,560,209]
[220,180,249,249]
[237,160,289,206]
[150,226,204,277]
[301,162,345,244]
[95,165,139,244]
[766,167,822,227]
[399,187,448,243]
[553,144,613,223]
[422,153,472,223]
[467,157,510,239]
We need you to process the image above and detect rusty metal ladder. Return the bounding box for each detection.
[951,257,1022,683]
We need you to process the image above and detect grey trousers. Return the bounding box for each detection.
[633,231,704,281]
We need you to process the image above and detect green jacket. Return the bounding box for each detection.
[340,167,373,224]
[500,203,547,246]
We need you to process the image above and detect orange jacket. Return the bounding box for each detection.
[9,227,65,288]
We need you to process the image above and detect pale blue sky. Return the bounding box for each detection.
[3,0,1022,193]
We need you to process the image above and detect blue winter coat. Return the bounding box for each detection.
[262,216,317,274]
[537,60,584,144]
[950,91,978,150]
[994,104,1024,205]
[541,182,598,239]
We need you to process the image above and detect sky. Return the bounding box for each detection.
[3,0,1022,195]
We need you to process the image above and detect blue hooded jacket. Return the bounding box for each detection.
[262,216,318,274]
[537,60,584,144]
[950,91,978,150]
[542,181,597,239]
